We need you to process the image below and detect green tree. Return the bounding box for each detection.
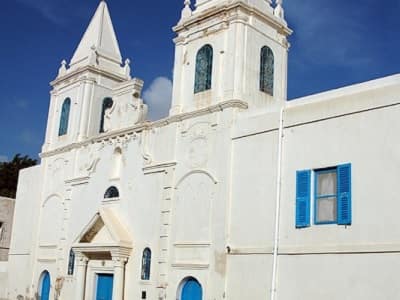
[0,154,37,198]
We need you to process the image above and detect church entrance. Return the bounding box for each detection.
[95,274,114,300]
[180,278,202,300]
[39,271,51,300]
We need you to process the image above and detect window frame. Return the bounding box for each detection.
[58,98,71,136]
[259,46,274,95]
[296,163,352,228]
[313,167,338,225]
[141,248,151,280]
[194,44,213,94]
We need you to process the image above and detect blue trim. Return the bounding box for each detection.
[337,163,352,225]
[40,271,50,300]
[96,274,114,300]
[181,278,202,300]
[295,170,311,228]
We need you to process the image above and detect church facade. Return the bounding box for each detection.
[5,0,400,299]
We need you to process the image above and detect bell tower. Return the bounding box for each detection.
[169,0,292,115]
[43,1,146,153]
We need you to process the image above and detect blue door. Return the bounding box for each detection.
[181,278,202,300]
[40,271,50,300]
[96,274,114,300]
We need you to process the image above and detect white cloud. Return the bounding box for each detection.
[143,77,173,121]
[0,155,8,162]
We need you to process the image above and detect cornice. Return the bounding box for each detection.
[51,65,127,87]
[174,1,292,37]
[40,99,248,158]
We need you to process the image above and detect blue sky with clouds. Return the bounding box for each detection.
[0,0,399,161]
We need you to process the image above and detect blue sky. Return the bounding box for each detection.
[0,0,399,161]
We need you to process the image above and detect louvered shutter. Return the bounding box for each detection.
[337,164,352,225]
[296,170,311,228]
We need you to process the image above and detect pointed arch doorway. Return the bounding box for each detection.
[180,277,202,300]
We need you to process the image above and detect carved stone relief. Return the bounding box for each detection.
[183,122,212,169]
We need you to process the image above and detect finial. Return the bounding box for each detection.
[124,58,131,79]
[274,0,284,19]
[181,0,192,21]
[58,59,67,77]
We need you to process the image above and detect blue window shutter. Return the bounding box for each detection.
[296,170,311,228]
[337,164,352,225]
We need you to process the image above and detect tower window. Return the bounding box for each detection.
[194,45,213,93]
[104,186,119,199]
[260,46,274,95]
[100,97,113,133]
[141,248,151,280]
[58,98,71,136]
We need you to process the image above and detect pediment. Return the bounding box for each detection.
[74,207,132,248]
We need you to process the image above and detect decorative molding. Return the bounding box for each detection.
[143,162,177,174]
[173,242,211,248]
[173,2,292,36]
[171,262,209,270]
[41,100,248,158]
[65,176,90,186]
[175,169,218,188]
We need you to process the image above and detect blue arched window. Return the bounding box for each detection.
[260,46,274,95]
[104,186,119,199]
[39,271,51,300]
[58,98,71,136]
[67,249,75,275]
[194,45,213,93]
[100,97,113,133]
[141,248,151,280]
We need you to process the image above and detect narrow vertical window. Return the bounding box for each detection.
[100,97,113,133]
[260,46,274,95]
[67,249,75,275]
[141,248,151,280]
[194,45,213,93]
[58,98,71,136]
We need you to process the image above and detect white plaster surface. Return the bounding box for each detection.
[5,1,400,300]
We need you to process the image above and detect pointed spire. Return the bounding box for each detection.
[70,1,122,69]
[180,0,192,22]
[274,0,284,19]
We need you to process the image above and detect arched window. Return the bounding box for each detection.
[39,271,51,300]
[260,46,274,95]
[100,97,113,133]
[58,98,71,136]
[141,248,151,280]
[104,186,119,199]
[194,45,213,93]
[67,249,75,275]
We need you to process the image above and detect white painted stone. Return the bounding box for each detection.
[6,1,400,300]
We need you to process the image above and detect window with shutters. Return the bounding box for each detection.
[296,164,351,228]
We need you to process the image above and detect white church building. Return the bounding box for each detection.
[5,0,400,299]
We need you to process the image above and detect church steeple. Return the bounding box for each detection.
[170,0,291,115]
[69,1,123,72]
